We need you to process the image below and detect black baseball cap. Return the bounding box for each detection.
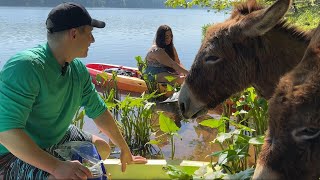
[46,2,105,33]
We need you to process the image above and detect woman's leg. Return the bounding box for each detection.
[58,125,111,160]
[156,72,185,85]
[92,135,111,160]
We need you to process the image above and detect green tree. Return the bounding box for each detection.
[165,0,320,29]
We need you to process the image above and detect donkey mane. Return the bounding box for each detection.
[231,1,264,16]
[276,21,311,41]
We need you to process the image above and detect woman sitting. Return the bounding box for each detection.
[144,25,188,86]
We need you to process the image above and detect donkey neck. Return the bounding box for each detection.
[253,26,311,99]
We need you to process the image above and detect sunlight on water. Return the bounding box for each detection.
[0,7,228,69]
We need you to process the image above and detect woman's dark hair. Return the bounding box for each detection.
[155,25,176,61]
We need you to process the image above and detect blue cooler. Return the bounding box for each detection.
[70,142,107,180]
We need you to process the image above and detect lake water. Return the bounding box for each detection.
[0,6,229,161]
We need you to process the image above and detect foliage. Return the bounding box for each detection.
[201,23,211,41]
[163,85,266,179]
[165,0,235,10]
[106,92,161,157]
[166,0,320,29]
[163,165,193,180]
[202,117,262,172]
[195,165,254,180]
[165,0,320,10]
[72,108,86,130]
[287,5,320,30]
[158,112,181,160]
[135,56,159,96]
[230,87,268,137]
[135,55,180,100]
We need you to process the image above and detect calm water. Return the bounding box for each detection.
[0,7,228,68]
[0,6,229,161]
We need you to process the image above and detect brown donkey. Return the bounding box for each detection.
[253,24,320,179]
[178,0,312,119]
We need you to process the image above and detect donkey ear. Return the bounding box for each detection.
[239,0,292,37]
[291,127,320,142]
[308,24,320,54]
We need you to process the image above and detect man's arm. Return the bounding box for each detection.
[94,110,147,172]
[0,129,59,173]
[0,129,91,179]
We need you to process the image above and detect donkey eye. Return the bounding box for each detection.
[205,55,220,63]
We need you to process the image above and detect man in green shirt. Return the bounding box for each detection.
[0,2,147,179]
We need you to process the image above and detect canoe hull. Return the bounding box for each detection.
[86,63,148,93]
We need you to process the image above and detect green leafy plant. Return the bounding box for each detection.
[163,165,193,180]
[135,56,158,94]
[72,108,86,130]
[157,111,181,160]
[230,87,268,137]
[107,92,163,157]
[135,55,180,101]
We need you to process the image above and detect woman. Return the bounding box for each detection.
[144,25,188,85]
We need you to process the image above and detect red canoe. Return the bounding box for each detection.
[86,63,148,93]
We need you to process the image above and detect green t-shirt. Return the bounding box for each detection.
[0,43,107,155]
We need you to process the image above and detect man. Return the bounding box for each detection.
[0,2,147,179]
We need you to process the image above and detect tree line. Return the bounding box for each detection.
[0,0,168,8]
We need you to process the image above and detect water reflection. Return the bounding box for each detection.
[83,104,222,162]
[82,86,225,161]
[157,114,222,162]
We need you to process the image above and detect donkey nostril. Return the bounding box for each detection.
[179,102,185,113]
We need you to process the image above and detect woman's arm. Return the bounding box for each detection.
[173,46,184,68]
[151,49,188,75]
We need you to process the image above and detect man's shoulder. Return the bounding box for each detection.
[70,59,88,74]
[10,44,47,62]
[3,44,47,72]
[71,58,85,68]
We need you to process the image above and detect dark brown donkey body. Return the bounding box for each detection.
[253,24,320,179]
[178,0,312,119]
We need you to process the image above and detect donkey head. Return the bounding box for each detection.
[253,23,320,180]
[179,0,292,119]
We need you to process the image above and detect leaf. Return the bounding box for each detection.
[229,121,254,132]
[146,139,161,145]
[249,135,265,145]
[159,112,180,133]
[193,165,208,177]
[163,165,193,180]
[199,119,223,128]
[224,168,255,180]
[164,75,177,82]
[166,84,174,91]
[218,152,228,164]
[144,102,155,111]
[214,132,232,143]
[203,170,225,180]
[209,150,225,157]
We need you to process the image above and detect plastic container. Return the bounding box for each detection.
[55,141,107,180]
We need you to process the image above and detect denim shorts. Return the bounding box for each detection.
[143,66,177,81]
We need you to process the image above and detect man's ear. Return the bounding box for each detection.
[292,127,320,142]
[69,28,77,39]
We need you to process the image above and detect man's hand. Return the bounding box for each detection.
[120,151,147,172]
[51,160,92,180]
